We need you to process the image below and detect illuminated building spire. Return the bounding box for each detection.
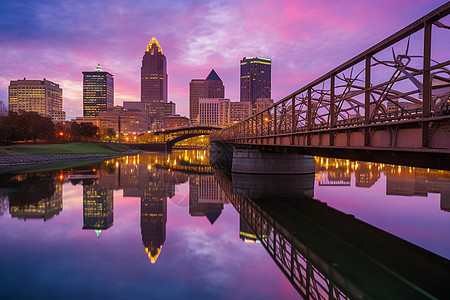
[95,230,102,241]
[145,245,162,264]
[94,64,103,71]
[146,37,163,54]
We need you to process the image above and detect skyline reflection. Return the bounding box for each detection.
[0,151,449,299]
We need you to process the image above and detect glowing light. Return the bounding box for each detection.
[146,37,163,54]
[59,174,64,181]
[145,246,162,264]
[59,132,64,136]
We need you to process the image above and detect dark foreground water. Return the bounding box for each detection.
[0,150,449,299]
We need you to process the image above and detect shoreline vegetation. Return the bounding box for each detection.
[0,143,140,174]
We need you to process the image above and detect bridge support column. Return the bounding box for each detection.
[231,148,314,174]
[210,142,234,170]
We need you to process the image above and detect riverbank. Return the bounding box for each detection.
[0,143,140,174]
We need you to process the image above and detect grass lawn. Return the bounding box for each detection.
[0,142,131,155]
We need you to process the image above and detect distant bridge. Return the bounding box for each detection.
[211,3,450,169]
[128,126,222,151]
[153,126,222,147]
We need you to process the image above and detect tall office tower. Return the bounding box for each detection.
[8,78,65,122]
[82,64,114,118]
[189,69,224,124]
[141,37,168,129]
[240,57,271,107]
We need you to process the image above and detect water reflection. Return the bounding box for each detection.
[213,164,450,299]
[83,183,113,240]
[316,157,450,204]
[0,150,449,299]
[3,173,63,221]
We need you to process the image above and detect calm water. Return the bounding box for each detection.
[0,150,449,299]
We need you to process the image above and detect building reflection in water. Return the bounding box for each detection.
[6,173,63,221]
[82,183,113,241]
[98,152,200,263]
[316,157,450,207]
[189,174,227,224]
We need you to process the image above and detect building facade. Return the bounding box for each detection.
[97,107,149,133]
[199,98,230,126]
[82,64,114,118]
[8,78,65,122]
[141,37,168,129]
[255,98,274,114]
[164,101,176,117]
[240,57,271,107]
[163,115,189,129]
[230,101,252,123]
[189,69,224,125]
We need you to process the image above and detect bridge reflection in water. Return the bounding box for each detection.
[212,164,450,299]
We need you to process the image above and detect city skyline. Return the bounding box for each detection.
[0,0,444,120]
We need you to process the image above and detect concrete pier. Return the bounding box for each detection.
[231,173,314,200]
[231,148,314,174]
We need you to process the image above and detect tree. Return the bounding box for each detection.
[55,122,71,142]
[70,122,81,141]
[79,122,99,141]
[0,101,7,116]
[105,127,116,142]
[19,111,55,143]
[0,111,25,144]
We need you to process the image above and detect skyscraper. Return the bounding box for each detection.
[8,78,65,122]
[141,37,168,129]
[189,69,224,124]
[82,64,114,118]
[240,57,271,107]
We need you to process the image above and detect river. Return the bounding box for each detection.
[0,150,449,299]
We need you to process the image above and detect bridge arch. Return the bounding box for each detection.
[154,126,222,150]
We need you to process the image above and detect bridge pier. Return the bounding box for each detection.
[231,148,314,174]
[209,142,235,170]
[210,142,315,175]
[231,173,315,200]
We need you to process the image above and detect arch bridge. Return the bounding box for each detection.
[154,126,222,149]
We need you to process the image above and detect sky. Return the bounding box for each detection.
[0,0,447,120]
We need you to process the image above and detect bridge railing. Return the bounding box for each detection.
[211,3,450,145]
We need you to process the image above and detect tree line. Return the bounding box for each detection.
[0,111,100,144]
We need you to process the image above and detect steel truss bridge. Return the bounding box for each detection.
[213,167,450,299]
[212,3,450,168]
